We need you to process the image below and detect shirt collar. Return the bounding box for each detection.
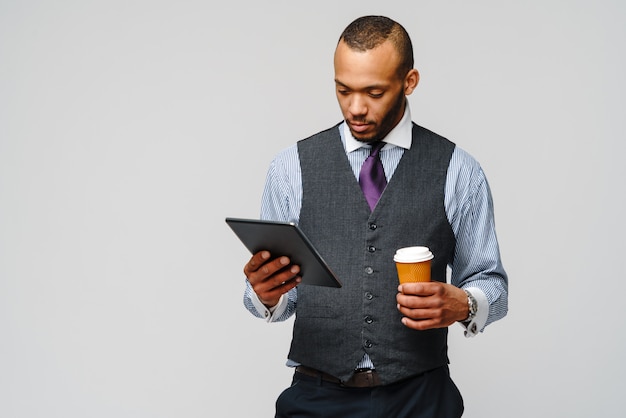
[344,102,413,152]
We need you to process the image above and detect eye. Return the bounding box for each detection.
[337,89,350,95]
[369,91,384,98]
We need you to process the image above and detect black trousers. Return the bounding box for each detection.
[275,365,464,418]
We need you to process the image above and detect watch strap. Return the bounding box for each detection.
[462,289,478,322]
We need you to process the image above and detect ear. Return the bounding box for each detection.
[404,69,420,95]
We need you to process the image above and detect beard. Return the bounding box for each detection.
[350,93,406,143]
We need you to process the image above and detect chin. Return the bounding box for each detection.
[351,131,378,143]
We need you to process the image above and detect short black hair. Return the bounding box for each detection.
[339,15,414,78]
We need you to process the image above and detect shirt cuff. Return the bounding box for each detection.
[461,287,489,337]
[250,291,288,322]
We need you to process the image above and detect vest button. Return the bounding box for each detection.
[368,245,376,252]
[365,292,373,300]
[365,266,373,274]
[368,222,377,230]
[364,315,373,324]
[364,340,373,348]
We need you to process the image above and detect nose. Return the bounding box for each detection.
[348,94,367,117]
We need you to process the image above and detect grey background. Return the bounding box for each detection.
[1,1,624,417]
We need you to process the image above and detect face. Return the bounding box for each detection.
[334,40,419,143]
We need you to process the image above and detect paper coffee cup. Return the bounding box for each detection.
[393,246,433,283]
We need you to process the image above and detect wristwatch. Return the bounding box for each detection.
[462,289,478,322]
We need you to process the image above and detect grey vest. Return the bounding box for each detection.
[289,122,456,385]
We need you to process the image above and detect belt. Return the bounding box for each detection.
[295,365,382,388]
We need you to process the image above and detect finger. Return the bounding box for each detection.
[400,316,441,331]
[397,301,446,329]
[398,282,441,296]
[397,300,440,317]
[246,254,294,286]
[396,293,442,310]
[250,261,301,294]
[244,250,271,276]
[397,282,426,296]
[258,274,302,301]
[263,262,301,291]
[397,300,460,330]
[252,266,302,306]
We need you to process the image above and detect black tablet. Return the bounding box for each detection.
[225,217,342,288]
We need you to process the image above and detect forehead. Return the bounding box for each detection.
[334,40,402,88]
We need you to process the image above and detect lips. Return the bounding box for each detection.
[349,122,370,133]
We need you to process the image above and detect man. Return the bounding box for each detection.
[242,15,508,418]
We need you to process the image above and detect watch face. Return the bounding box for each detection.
[464,289,477,318]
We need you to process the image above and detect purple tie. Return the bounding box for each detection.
[359,141,387,211]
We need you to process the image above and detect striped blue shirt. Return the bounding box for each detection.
[243,105,508,368]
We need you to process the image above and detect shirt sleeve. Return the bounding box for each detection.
[242,145,301,322]
[446,147,509,334]
[243,280,297,322]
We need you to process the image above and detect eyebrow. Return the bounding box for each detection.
[334,79,387,91]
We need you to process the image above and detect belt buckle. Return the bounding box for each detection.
[345,368,379,388]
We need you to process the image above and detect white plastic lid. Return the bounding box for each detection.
[393,246,434,263]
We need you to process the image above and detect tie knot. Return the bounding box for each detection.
[369,141,385,157]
